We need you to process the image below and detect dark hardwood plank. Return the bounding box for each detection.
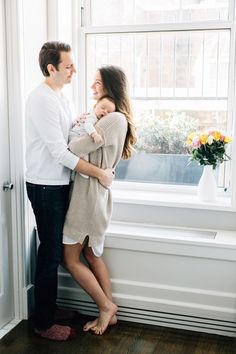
[0,315,235,354]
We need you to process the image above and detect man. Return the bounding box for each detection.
[25,41,114,341]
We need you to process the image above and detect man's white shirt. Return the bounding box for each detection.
[25,83,79,185]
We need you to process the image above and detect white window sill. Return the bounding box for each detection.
[112,181,233,211]
[107,220,236,249]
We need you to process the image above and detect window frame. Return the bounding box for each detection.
[75,0,236,211]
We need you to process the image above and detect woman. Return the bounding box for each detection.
[63,65,136,335]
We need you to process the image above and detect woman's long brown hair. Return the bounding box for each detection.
[99,65,137,159]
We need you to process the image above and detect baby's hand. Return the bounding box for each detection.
[91,132,102,143]
[74,113,87,126]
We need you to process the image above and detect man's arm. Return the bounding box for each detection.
[29,96,113,187]
[74,159,114,188]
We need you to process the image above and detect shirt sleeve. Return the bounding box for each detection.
[30,95,79,170]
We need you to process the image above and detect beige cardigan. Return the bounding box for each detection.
[63,112,128,247]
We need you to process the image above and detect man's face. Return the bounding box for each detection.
[52,51,76,86]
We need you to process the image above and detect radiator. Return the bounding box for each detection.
[56,221,236,337]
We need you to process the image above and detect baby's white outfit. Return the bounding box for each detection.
[69,110,98,178]
[69,110,98,140]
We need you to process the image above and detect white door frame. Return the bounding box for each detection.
[5,0,27,322]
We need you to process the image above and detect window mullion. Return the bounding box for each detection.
[202,32,205,97]
[174,34,176,98]
[216,31,220,97]
[228,0,235,22]
[146,34,148,98]
[107,35,109,64]
[226,1,236,208]
[160,34,163,97]
[187,32,190,97]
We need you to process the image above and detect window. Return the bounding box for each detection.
[82,0,234,190]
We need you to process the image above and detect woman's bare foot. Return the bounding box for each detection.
[109,314,118,326]
[93,303,118,335]
[83,318,98,332]
[83,314,117,332]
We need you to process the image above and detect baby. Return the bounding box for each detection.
[69,95,116,178]
[69,95,116,143]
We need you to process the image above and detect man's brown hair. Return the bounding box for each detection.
[39,41,71,77]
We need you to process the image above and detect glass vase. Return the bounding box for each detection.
[197,165,217,202]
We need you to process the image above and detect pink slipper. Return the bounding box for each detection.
[35,324,77,341]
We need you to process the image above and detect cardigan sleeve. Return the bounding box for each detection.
[69,135,104,156]
[69,112,127,157]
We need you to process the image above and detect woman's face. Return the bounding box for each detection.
[91,70,106,100]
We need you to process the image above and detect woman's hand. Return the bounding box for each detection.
[74,160,114,187]
[99,168,115,188]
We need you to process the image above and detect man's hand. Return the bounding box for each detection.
[98,168,115,188]
[75,159,115,188]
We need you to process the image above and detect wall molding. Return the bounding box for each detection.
[57,221,236,337]
[57,288,236,337]
[5,0,26,321]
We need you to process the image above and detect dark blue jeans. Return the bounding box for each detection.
[26,182,70,330]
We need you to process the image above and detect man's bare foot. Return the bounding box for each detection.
[83,314,117,332]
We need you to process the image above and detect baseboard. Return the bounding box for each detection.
[23,284,34,319]
[56,221,236,337]
[57,293,236,337]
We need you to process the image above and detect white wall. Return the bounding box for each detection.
[22,0,47,97]
[7,0,236,336]
[20,0,47,294]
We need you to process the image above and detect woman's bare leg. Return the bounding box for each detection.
[64,243,117,335]
[83,246,117,333]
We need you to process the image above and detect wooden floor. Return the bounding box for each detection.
[0,314,236,354]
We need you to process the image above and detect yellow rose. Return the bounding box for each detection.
[186,132,197,145]
[224,136,232,143]
[199,133,208,145]
[212,131,221,141]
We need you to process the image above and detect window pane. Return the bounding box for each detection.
[90,0,229,26]
[115,99,228,186]
[86,30,230,186]
[86,30,230,99]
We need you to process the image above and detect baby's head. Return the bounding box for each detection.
[94,95,116,119]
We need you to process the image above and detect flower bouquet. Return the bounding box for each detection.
[186,129,232,169]
[186,129,232,202]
